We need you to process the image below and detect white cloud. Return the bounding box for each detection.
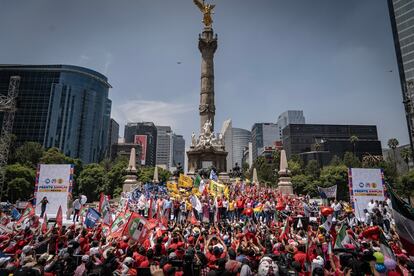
[112,100,195,130]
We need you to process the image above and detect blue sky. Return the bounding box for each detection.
[0,0,409,147]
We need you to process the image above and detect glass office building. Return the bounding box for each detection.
[0,65,111,163]
[232,128,251,167]
[388,0,414,151]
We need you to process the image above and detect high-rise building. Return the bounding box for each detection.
[282,124,382,164]
[124,122,157,166]
[251,123,278,161]
[232,128,251,168]
[172,134,185,168]
[0,64,111,163]
[221,119,233,172]
[156,126,173,169]
[107,119,119,158]
[276,110,305,140]
[388,0,414,152]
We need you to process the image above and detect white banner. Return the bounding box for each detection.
[35,164,73,217]
[349,168,385,220]
[317,185,337,199]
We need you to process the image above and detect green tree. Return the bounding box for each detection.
[362,154,383,168]
[401,147,412,171]
[291,174,312,195]
[40,148,70,164]
[8,178,32,202]
[4,164,36,201]
[399,170,414,199]
[329,155,343,166]
[305,160,320,179]
[350,135,359,156]
[14,142,44,168]
[102,157,128,198]
[78,164,105,202]
[251,154,279,186]
[288,160,302,175]
[388,138,400,171]
[343,152,361,168]
[320,164,349,201]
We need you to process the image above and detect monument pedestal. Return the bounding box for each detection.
[277,176,293,195]
[187,147,227,173]
[277,150,294,195]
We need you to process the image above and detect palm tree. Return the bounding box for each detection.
[388,138,400,171]
[350,135,359,156]
[400,147,412,171]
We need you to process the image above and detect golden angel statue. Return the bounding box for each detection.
[193,0,215,27]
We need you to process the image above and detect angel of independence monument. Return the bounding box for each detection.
[187,0,228,175]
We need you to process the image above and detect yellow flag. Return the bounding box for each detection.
[167,181,178,191]
[209,180,218,196]
[178,174,193,188]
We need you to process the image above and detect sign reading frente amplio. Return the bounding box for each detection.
[348,168,385,220]
[134,135,147,165]
[34,164,73,217]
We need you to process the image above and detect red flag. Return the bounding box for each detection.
[17,203,35,224]
[148,198,153,219]
[56,205,63,229]
[99,193,104,213]
[42,214,48,234]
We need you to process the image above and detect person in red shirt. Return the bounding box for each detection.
[236,197,244,220]
[293,244,307,268]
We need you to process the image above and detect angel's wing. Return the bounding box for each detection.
[193,0,204,11]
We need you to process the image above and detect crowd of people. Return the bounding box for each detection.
[0,180,412,276]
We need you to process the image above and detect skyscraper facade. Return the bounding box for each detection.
[124,122,157,166]
[276,110,305,140]
[172,134,185,168]
[388,0,414,151]
[232,128,251,168]
[0,64,111,163]
[251,123,278,161]
[156,126,173,169]
[221,119,233,172]
[107,119,119,158]
[282,124,382,161]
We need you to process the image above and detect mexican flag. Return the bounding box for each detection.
[387,184,414,256]
[334,224,349,249]
[280,217,290,241]
[17,203,35,224]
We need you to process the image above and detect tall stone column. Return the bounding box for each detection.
[198,27,217,132]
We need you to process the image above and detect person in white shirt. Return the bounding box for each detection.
[363,209,372,226]
[331,200,342,218]
[72,197,82,222]
[367,199,377,214]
